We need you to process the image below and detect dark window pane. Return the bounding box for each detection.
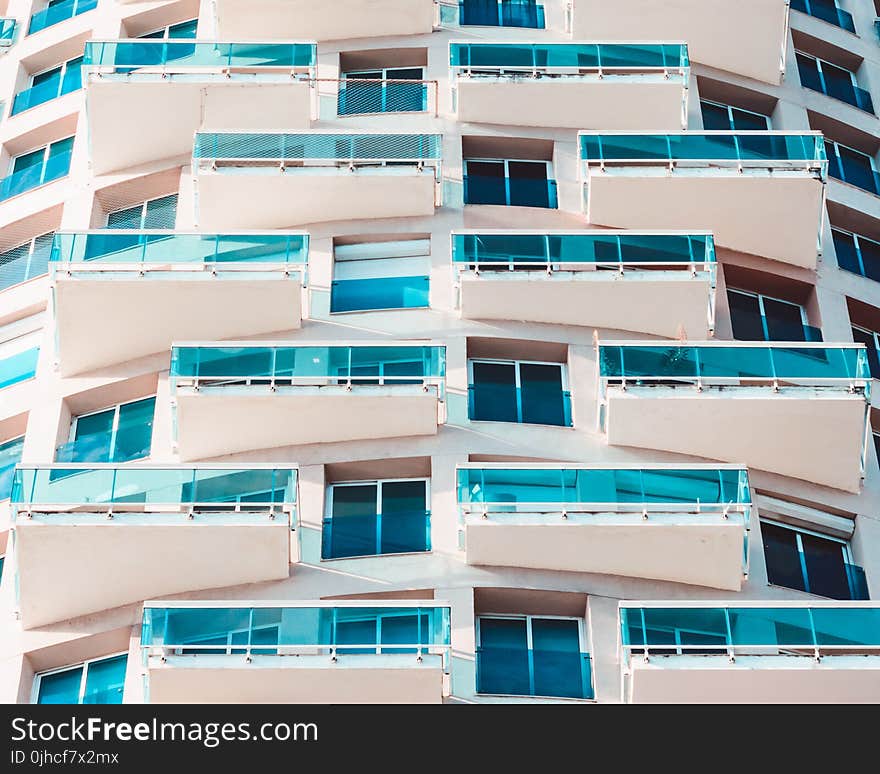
[701,101,732,130]
[801,532,851,599]
[852,327,880,378]
[470,361,518,421]
[531,618,586,699]
[519,363,566,426]
[728,291,766,340]
[762,521,807,592]
[477,618,530,695]
[762,297,807,341]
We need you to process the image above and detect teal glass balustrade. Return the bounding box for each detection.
[452,232,715,269]
[193,133,441,163]
[11,466,297,514]
[458,466,750,513]
[83,41,316,72]
[51,232,308,267]
[0,436,24,500]
[620,604,880,662]
[598,343,870,385]
[141,604,451,664]
[450,42,689,72]
[170,344,446,388]
[579,132,827,175]
[0,348,38,390]
[29,0,97,36]
[12,58,82,115]
[0,19,17,45]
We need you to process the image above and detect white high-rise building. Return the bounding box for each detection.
[0,0,879,705]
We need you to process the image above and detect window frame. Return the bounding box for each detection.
[68,396,155,460]
[795,50,863,105]
[138,19,199,40]
[323,477,431,560]
[7,136,75,186]
[700,99,771,130]
[832,226,880,278]
[467,357,569,425]
[825,138,879,189]
[475,613,590,699]
[31,652,128,705]
[761,517,856,598]
[727,287,810,341]
[105,193,178,229]
[463,158,554,207]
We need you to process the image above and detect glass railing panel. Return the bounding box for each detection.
[321,510,431,558]
[580,133,826,166]
[0,19,16,44]
[142,604,451,656]
[170,345,445,381]
[330,276,429,312]
[54,430,151,465]
[450,42,687,70]
[0,151,72,201]
[0,348,38,389]
[28,0,97,35]
[621,605,880,655]
[463,175,558,208]
[452,232,714,267]
[193,133,442,162]
[598,344,869,382]
[0,437,24,500]
[12,466,296,509]
[338,80,427,115]
[468,384,572,426]
[477,647,592,699]
[457,466,749,509]
[83,41,316,70]
[50,232,308,265]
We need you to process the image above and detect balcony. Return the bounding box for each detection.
[141,601,451,703]
[620,603,880,703]
[11,466,297,629]
[170,344,446,459]
[569,0,789,84]
[580,132,827,269]
[458,465,750,590]
[0,19,17,47]
[0,148,72,202]
[598,342,870,492]
[83,41,316,175]
[454,231,716,337]
[0,348,38,390]
[450,42,688,130]
[28,0,96,36]
[193,133,441,229]
[11,63,81,116]
[214,0,435,41]
[791,0,855,33]
[50,232,308,376]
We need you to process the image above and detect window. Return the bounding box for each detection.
[460,0,545,29]
[106,194,178,229]
[468,359,571,426]
[700,100,770,130]
[476,615,592,699]
[323,479,430,559]
[796,52,873,113]
[58,397,155,463]
[0,232,54,291]
[331,239,430,313]
[11,55,83,115]
[338,67,426,115]
[28,0,98,36]
[139,19,198,39]
[0,435,23,500]
[762,520,867,600]
[790,0,855,33]
[463,159,556,208]
[2,137,74,200]
[852,324,880,378]
[0,312,42,390]
[825,139,880,195]
[33,654,127,704]
[727,288,816,341]
[833,227,880,282]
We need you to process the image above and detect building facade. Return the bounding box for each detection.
[0,0,879,704]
